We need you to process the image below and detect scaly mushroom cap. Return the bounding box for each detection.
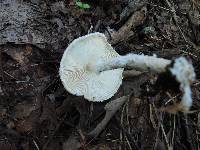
[59,33,123,102]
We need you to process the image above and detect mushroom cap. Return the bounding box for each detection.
[59,32,123,102]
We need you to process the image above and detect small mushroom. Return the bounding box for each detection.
[60,32,195,110]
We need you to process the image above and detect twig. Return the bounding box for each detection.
[179,49,198,58]
[3,71,17,80]
[164,0,188,43]
[94,20,101,32]
[126,99,131,134]
[153,116,161,150]
[147,2,172,11]
[116,116,140,149]
[182,114,195,150]
[160,123,171,150]
[195,129,200,150]
[125,135,133,150]
[150,104,157,129]
[88,96,128,137]
[33,140,40,150]
[119,101,126,149]
[171,115,176,147]
[165,92,180,105]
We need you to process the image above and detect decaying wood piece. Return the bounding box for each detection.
[120,0,147,21]
[106,6,147,44]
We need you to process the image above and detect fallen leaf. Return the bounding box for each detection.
[63,135,82,150]
[0,140,16,150]
[89,144,111,150]
[4,45,32,65]
[159,102,190,114]
[14,97,40,119]
[15,107,40,133]
[15,119,34,133]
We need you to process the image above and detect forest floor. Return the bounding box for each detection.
[0,0,200,150]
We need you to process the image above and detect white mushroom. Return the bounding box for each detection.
[59,33,124,102]
[60,32,195,110]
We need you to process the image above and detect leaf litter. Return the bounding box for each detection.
[0,0,200,149]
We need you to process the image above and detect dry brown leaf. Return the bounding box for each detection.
[63,136,82,150]
[15,119,34,133]
[14,98,40,119]
[4,45,32,65]
[89,144,111,150]
[128,96,142,118]
[15,107,40,133]
[0,107,7,121]
[0,140,16,150]
[159,102,190,114]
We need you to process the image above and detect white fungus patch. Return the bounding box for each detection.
[170,57,195,109]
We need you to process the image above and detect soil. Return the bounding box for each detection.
[0,0,200,150]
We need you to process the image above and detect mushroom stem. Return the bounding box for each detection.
[91,54,171,73]
[90,54,195,111]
